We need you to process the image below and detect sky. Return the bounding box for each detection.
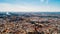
[0,0,60,12]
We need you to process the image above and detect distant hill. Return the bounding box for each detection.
[0,12,60,18]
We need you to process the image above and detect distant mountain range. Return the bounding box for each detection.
[0,12,60,18]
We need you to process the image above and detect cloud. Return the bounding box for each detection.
[40,0,49,4]
[0,3,60,12]
[0,3,40,12]
[40,0,45,2]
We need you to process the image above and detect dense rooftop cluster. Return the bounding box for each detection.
[0,12,59,34]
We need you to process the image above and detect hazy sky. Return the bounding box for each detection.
[0,0,60,12]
